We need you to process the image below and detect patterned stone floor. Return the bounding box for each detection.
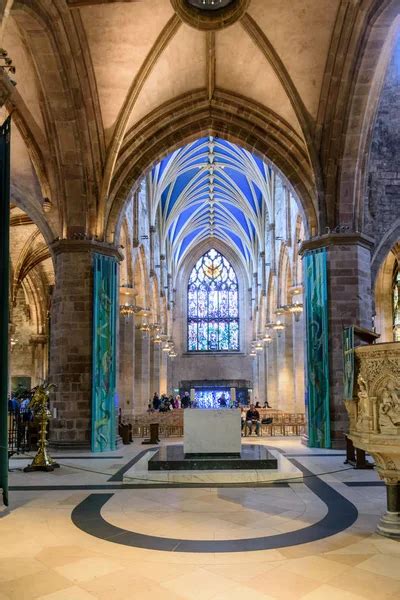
[1,438,399,600]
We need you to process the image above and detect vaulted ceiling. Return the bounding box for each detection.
[1,0,396,240]
[150,136,291,273]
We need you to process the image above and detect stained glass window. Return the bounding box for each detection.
[187,249,239,351]
[393,262,400,342]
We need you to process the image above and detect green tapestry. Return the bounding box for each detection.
[91,253,118,452]
[304,248,331,448]
[0,117,10,506]
[343,326,355,400]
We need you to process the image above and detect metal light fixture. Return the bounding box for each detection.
[263,333,272,343]
[273,320,285,333]
[287,301,303,321]
[153,332,162,344]
[120,303,135,317]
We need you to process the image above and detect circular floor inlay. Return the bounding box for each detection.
[71,459,358,553]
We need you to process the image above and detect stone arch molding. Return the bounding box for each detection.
[337,3,400,229]
[104,92,319,246]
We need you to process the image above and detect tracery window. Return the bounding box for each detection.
[393,262,400,342]
[187,249,239,351]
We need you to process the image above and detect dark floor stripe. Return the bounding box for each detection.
[108,448,157,482]
[285,453,346,458]
[71,458,358,553]
[10,456,124,460]
[345,481,384,487]
[9,482,289,491]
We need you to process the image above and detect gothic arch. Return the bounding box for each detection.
[104,91,319,244]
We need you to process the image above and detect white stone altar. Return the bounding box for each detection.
[183,408,241,455]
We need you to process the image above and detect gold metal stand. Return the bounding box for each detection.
[24,384,59,472]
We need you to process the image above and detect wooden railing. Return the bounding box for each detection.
[121,409,305,440]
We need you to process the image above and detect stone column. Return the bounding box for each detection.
[301,233,374,448]
[266,339,278,408]
[30,334,47,387]
[49,240,121,448]
[276,318,295,412]
[118,314,135,418]
[292,312,305,414]
[149,225,156,277]
[257,349,266,404]
[134,328,151,413]
[159,346,168,394]
[150,340,161,396]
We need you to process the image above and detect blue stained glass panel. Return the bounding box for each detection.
[187,249,239,351]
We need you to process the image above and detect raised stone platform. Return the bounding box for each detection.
[148,444,277,471]
[124,444,302,484]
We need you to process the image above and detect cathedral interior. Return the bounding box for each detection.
[1,1,400,598]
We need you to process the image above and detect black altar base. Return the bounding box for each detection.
[148,444,278,471]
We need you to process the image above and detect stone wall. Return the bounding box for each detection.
[49,246,93,447]
[366,41,400,277]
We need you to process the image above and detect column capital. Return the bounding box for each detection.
[299,232,374,255]
[51,239,124,261]
[29,334,47,346]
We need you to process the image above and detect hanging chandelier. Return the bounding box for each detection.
[272,320,285,334]
[120,303,135,317]
[287,302,304,321]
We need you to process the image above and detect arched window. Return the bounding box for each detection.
[393,261,400,341]
[187,249,239,352]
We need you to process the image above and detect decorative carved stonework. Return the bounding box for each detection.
[345,342,400,538]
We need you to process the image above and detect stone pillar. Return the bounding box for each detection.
[150,341,161,396]
[30,334,47,387]
[276,316,295,412]
[159,254,166,297]
[134,328,151,413]
[149,225,156,277]
[266,339,278,408]
[159,346,168,394]
[292,312,305,414]
[49,240,121,448]
[118,313,135,418]
[301,233,374,448]
[257,349,266,404]
[260,251,266,295]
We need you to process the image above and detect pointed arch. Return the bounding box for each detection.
[104,90,319,243]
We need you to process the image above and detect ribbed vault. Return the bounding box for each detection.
[149,136,297,277]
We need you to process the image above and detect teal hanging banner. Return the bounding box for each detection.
[91,253,118,452]
[304,248,331,448]
[0,117,10,506]
[343,326,355,400]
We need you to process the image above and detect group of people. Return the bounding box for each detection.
[149,391,192,412]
